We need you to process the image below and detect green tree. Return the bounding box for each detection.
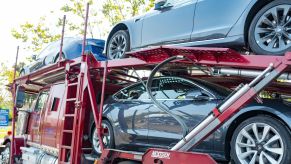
[102,0,155,26]
[11,0,155,58]
[11,17,61,53]
[0,63,15,109]
[59,0,102,38]
[11,0,101,55]
[0,61,25,118]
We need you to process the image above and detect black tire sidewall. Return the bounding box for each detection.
[91,120,115,154]
[106,30,130,59]
[248,0,291,55]
[230,115,291,164]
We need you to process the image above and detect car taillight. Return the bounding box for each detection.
[7,131,12,136]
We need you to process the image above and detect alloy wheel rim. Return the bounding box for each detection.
[254,5,291,53]
[108,34,126,59]
[235,123,284,164]
[92,123,111,154]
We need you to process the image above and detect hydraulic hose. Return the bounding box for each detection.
[146,56,189,138]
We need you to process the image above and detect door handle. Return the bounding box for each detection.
[134,18,141,22]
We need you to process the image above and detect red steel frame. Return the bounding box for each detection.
[10,46,291,164]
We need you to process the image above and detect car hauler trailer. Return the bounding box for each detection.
[7,44,291,164]
[4,3,291,164]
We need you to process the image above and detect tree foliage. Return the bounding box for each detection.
[11,0,155,56]
[11,17,61,53]
[59,0,101,38]
[0,61,25,118]
[102,0,155,26]
[0,63,16,109]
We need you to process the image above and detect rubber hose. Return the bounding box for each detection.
[146,56,189,138]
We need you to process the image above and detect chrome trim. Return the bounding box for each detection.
[26,141,58,157]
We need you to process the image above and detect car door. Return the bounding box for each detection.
[191,0,253,41]
[110,83,150,151]
[27,90,49,144]
[147,77,217,151]
[141,0,197,47]
[41,84,65,147]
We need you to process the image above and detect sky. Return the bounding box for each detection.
[0,0,67,66]
[0,0,109,67]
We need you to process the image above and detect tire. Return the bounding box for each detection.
[0,142,10,164]
[230,116,291,164]
[248,0,291,55]
[91,120,115,155]
[106,30,130,59]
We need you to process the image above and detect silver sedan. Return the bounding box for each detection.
[106,0,291,59]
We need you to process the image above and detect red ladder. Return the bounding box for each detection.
[58,54,102,164]
[58,60,86,163]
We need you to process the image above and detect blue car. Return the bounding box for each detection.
[20,37,106,76]
[106,0,291,59]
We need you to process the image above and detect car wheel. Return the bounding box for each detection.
[230,116,291,164]
[248,0,291,55]
[107,30,130,59]
[91,120,114,155]
[0,142,10,164]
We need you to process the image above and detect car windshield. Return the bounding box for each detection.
[38,41,60,59]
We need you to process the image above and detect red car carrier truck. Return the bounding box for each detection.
[1,4,291,164]
[1,45,289,164]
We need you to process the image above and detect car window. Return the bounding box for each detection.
[153,77,203,100]
[38,41,60,59]
[21,93,38,110]
[192,78,231,98]
[114,84,146,100]
[34,91,49,112]
[51,97,60,111]
[114,77,214,100]
[44,55,55,65]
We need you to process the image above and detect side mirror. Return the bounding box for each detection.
[15,86,25,108]
[154,0,167,10]
[32,54,37,61]
[129,90,140,99]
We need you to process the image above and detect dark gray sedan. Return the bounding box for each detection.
[106,0,291,59]
[92,76,291,163]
